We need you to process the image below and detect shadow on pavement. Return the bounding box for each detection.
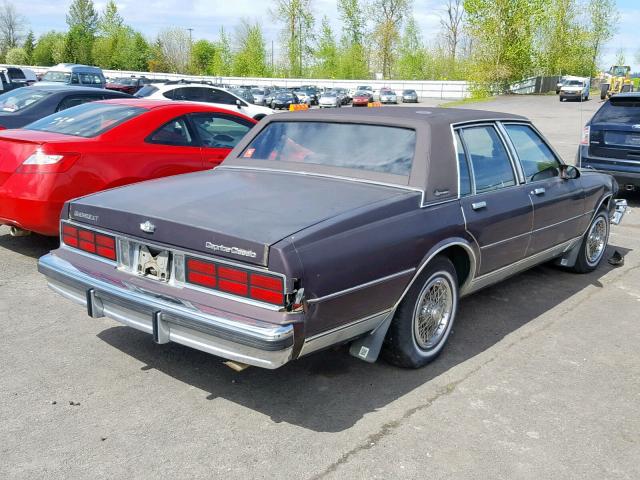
[97,241,630,433]
[0,228,58,260]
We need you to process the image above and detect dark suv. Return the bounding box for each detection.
[579,92,640,191]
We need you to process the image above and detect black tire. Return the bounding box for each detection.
[383,256,459,368]
[600,84,608,100]
[571,209,610,273]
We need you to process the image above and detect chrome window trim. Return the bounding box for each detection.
[306,268,416,305]
[217,165,426,205]
[495,121,527,183]
[61,219,288,312]
[454,122,521,196]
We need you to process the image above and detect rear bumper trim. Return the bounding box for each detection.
[38,253,294,369]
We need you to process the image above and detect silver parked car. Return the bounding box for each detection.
[402,89,419,103]
[318,91,341,108]
[380,89,398,104]
[251,88,270,106]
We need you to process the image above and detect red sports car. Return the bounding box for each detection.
[352,91,373,107]
[0,99,256,236]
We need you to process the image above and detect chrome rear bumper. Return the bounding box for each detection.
[38,253,295,369]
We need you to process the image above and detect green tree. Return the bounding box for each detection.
[155,28,190,72]
[312,16,338,78]
[232,20,267,77]
[5,46,26,64]
[0,0,27,60]
[371,0,412,78]
[464,0,545,93]
[23,30,34,63]
[337,0,369,78]
[66,0,98,33]
[63,24,94,64]
[97,0,123,36]
[588,0,618,74]
[397,16,425,79]
[190,39,217,75]
[271,0,314,77]
[210,27,233,76]
[32,31,65,66]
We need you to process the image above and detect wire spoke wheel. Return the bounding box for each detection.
[413,276,453,350]
[586,216,608,266]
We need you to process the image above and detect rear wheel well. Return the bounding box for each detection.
[438,245,472,288]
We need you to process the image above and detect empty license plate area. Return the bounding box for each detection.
[136,244,171,282]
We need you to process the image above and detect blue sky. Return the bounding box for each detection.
[19,0,640,72]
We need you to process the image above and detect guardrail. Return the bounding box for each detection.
[1,64,471,100]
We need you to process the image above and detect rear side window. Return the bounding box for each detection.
[0,89,50,113]
[460,126,515,193]
[80,73,102,85]
[148,117,194,146]
[135,85,158,97]
[26,103,145,138]
[56,95,103,112]
[504,124,560,182]
[592,99,640,124]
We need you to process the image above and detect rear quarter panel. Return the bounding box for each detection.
[281,196,471,337]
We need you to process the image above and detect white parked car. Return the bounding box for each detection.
[318,91,341,108]
[136,81,274,120]
[294,90,312,106]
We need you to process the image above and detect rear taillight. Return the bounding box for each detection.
[16,148,80,174]
[186,257,285,306]
[0,125,6,130]
[580,126,590,145]
[62,223,116,261]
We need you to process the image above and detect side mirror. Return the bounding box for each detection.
[560,164,580,180]
[236,99,242,109]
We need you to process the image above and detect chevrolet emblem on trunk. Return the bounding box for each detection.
[140,221,156,233]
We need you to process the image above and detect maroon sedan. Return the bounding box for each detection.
[105,77,151,95]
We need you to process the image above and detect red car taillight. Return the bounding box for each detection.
[62,223,117,261]
[16,149,80,174]
[186,257,285,306]
[0,125,6,130]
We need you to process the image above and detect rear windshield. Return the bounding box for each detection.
[42,71,71,83]
[565,80,583,86]
[0,88,50,113]
[114,77,137,86]
[592,99,640,124]
[135,85,159,97]
[241,121,415,176]
[25,103,146,137]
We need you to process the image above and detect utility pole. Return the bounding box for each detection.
[187,28,194,73]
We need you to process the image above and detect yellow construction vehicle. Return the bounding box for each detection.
[600,65,633,100]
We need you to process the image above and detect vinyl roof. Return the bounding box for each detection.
[271,106,527,127]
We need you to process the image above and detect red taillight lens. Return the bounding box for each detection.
[580,126,590,145]
[0,125,6,130]
[185,257,285,306]
[61,222,117,261]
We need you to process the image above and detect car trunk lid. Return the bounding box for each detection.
[67,168,415,267]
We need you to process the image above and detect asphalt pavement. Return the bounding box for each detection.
[1,94,638,479]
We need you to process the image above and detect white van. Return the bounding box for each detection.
[559,76,591,102]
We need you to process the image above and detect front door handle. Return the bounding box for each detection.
[471,201,487,211]
[531,187,546,196]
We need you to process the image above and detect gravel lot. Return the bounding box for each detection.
[1,95,638,480]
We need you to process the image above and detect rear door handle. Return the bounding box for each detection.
[471,201,487,211]
[531,187,546,196]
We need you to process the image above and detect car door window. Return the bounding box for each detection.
[71,74,80,85]
[190,113,252,148]
[208,89,242,106]
[460,125,516,194]
[147,117,194,146]
[455,131,472,196]
[56,95,101,111]
[504,124,561,182]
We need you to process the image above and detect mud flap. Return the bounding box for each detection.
[555,239,582,268]
[348,309,395,363]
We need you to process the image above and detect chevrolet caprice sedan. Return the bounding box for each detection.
[38,108,627,369]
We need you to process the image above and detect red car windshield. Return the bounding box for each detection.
[25,103,146,138]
